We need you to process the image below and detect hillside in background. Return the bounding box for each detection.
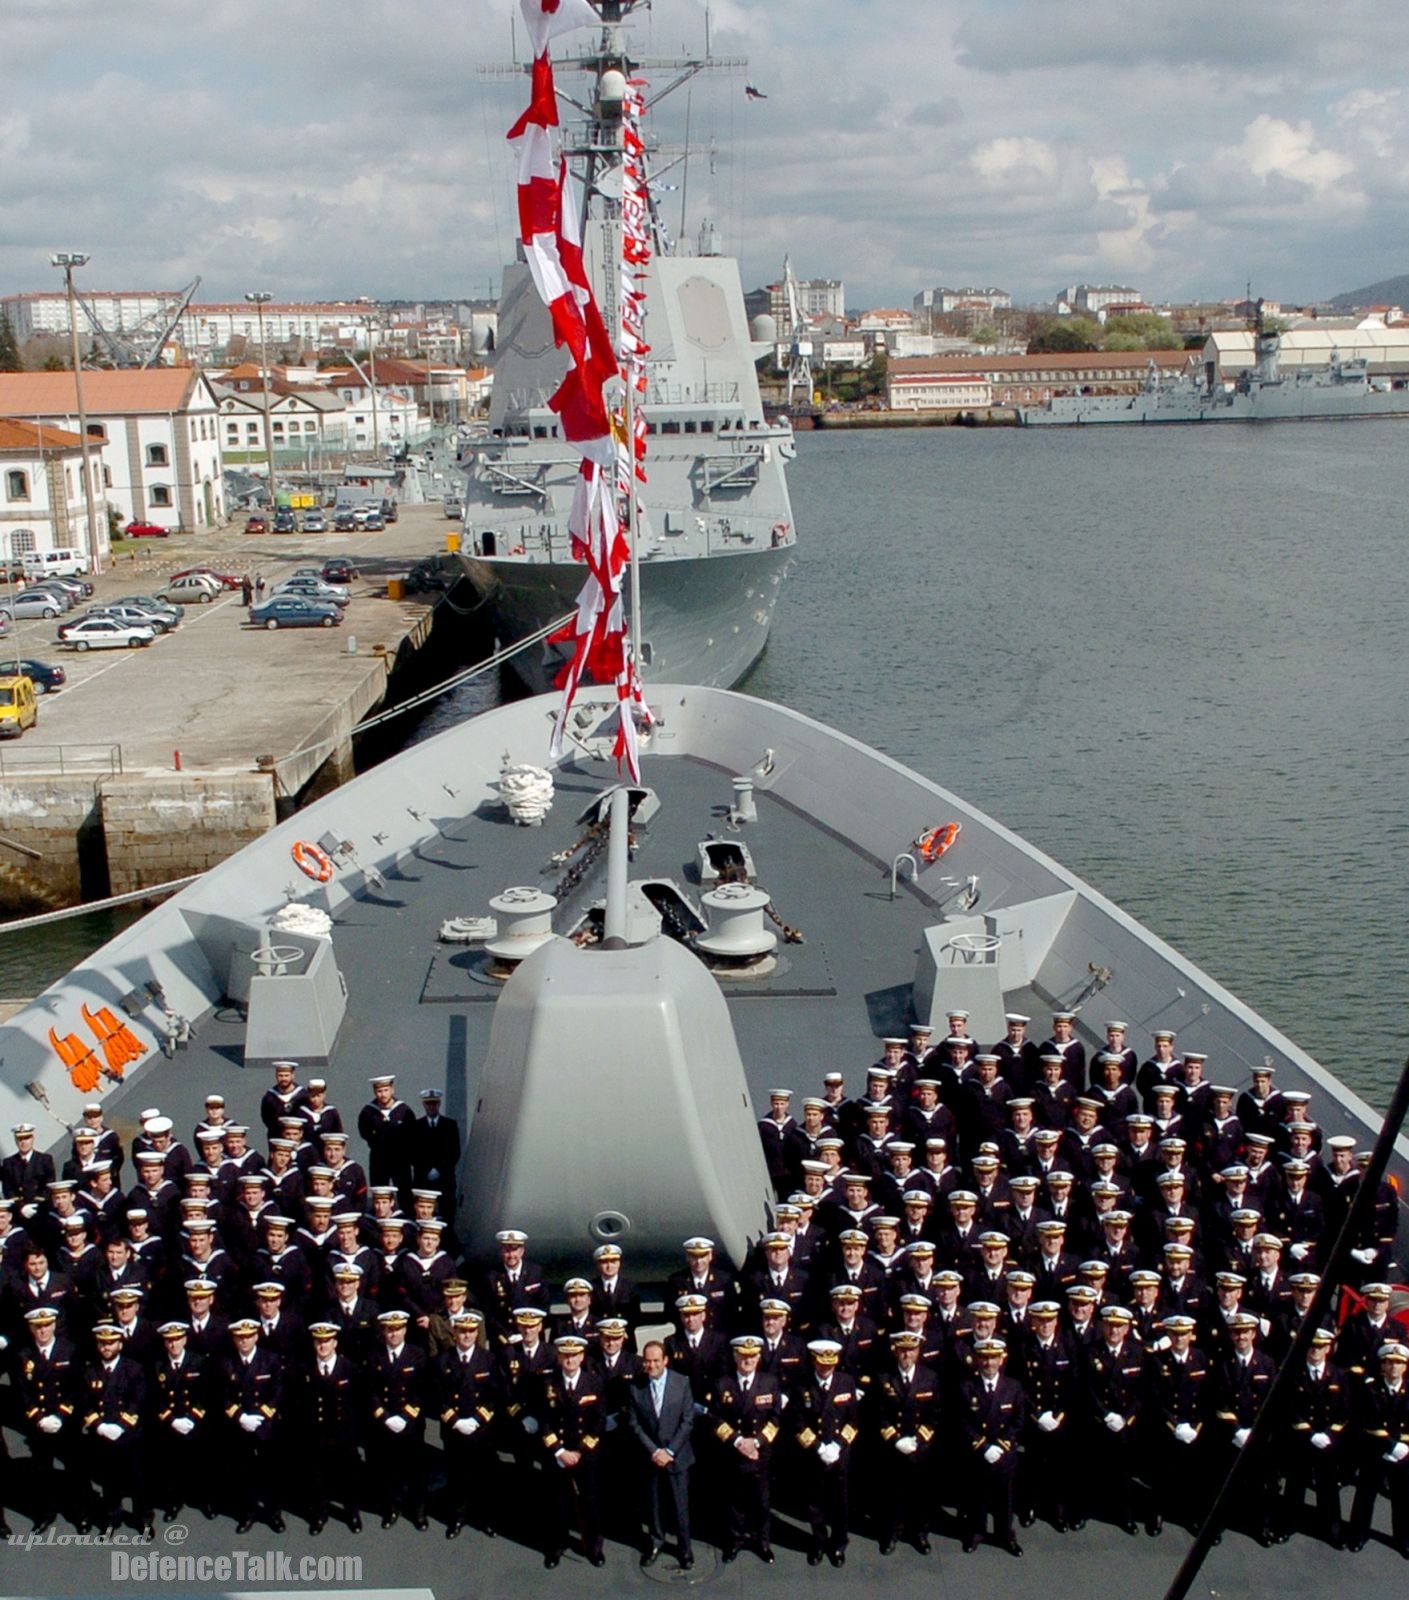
[1328,273,1409,308]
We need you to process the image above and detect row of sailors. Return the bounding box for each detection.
[3,1138,1396,1347]
[0,1070,461,1208]
[764,1057,1342,1189]
[5,1294,1407,1562]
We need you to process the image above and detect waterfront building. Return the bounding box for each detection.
[0,369,224,533]
[0,419,105,564]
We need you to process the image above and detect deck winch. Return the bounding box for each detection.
[484,886,559,975]
[696,881,778,970]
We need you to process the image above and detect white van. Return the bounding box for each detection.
[22,547,91,579]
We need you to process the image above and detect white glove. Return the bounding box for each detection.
[778,1392,789,1410]
[983,1443,1004,1464]
[1233,1427,1251,1449]
[1310,1431,1331,1451]
[96,1421,123,1441]
[1104,1412,1125,1433]
[1258,1318,1271,1337]
[1388,1442,1409,1464]
[1290,1242,1310,1260]
[239,1413,262,1434]
[895,1435,918,1456]
[1174,1422,1198,1445]
[0,1334,7,1350]
[384,1414,407,1434]
[1037,1411,1059,1433]
[818,1441,842,1466]
[171,1417,196,1437]
[21,1202,38,1219]
[38,1414,63,1435]
[522,1415,540,1435]
[453,1417,479,1436]
[1351,1247,1377,1264]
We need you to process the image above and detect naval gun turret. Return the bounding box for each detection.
[457,788,773,1274]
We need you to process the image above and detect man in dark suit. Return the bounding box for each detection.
[663,1293,728,1397]
[408,1090,460,1214]
[628,1339,695,1569]
[587,1242,642,1332]
[960,1336,1026,1555]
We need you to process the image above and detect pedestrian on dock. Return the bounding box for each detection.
[255,572,265,598]
[241,575,253,606]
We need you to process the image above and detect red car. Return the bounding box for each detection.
[245,515,269,535]
[170,564,243,592]
[124,519,169,538]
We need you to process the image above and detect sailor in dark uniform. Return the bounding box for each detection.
[1039,1011,1086,1090]
[150,1320,211,1523]
[356,1074,414,1193]
[993,1013,1042,1094]
[1193,1086,1244,1174]
[1279,1325,1348,1547]
[325,1262,379,1362]
[1237,1066,1285,1142]
[757,1090,797,1200]
[3,1122,56,1216]
[16,1307,76,1532]
[1210,1310,1278,1545]
[259,1059,308,1138]
[126,1152,180,1239]
[1346,1339,1409,1557]
[1100,1021,1138,1084]
[960,1336,1026,1555]
[181,1278,227,1360]
[1080,1305,1146,1535]
[744,1233,810,1328]
[871,1328,940,1554]
[1135,1030,1183,1107]
[1034,1054,1078,1131]
[588,1242,642,1332]
[81,1320,151,1536]
[666,1237,736,1334]
[756,1298,806,1390]
[1337,1283,1398,1381]
[299,1321,363,1533]
[437,1308,498,1540]
[1272,1159,1325,1269]
[408,1088,460,1214]
[478,1228,552,1343]
[1143,1313,1211,1535]
[663,1292,728,1397]
[217,1317,286,1533]
[706,1334,781,1563]
[813,1282,877,1375]
[792,1338,859,1565]
[1016,1301,1077,1531]
[538,1332,609,1567]
[366,1308,428,1529]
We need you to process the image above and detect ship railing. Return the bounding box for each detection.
[0,742,123,777]
[694,450,763,495]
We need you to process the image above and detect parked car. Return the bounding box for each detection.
[57,616,155,650]
[333,509,358,532]
[29,574,93,601]
[18,585,78,612]
[21,547,89,579]
[171,565,243,592]
[362,512,385,531]
[249,596,341,630]
[245,515,270,535]
[123,520,169,538]
[302,509,328,533]
[443,497,464,519]
[321,558,358,584]
[74,603,178,635]
[110,596,182,630]
[0,590,66,621]
[0,675,38,738]
[273,577,349,606]
[380,500,399,523]
[272,510,298,533]
[0,658,66,693]
[157,574,221,605]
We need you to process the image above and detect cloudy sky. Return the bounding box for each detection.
[4,0,1406,310]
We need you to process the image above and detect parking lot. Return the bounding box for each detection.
[0,503,459,778]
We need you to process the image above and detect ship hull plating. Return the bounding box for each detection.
[1020,383,1409,426]
[462,542,794,694]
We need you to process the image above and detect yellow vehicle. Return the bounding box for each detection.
[0,674,38,738]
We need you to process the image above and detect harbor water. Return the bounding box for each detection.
[6,423,1406,1109]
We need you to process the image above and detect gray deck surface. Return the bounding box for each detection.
[9,749,1407,1594]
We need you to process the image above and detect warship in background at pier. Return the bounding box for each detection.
[458,0,796,693]
[1019,300,1409,426]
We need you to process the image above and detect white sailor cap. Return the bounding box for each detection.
[807,1339,843,1362]
[1105,1021,1128,1032]
[1004,1013,1030,1024]
[683,1236,715,1253]
[564,1277,592,1293]
[768,1087,794,1099]
[420,1088,443,1100]
[146,1116,174,1135]
[369,1074,396,1085]
[496,1229,528,1246]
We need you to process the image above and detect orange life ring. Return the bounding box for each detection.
[915,822,961,863]
[292,840,333,882]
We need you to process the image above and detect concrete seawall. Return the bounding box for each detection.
[0,504,472,912]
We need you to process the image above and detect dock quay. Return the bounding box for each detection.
[0,503,480,911]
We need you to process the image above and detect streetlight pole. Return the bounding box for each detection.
[360,315,381,456]
[245,292,276,508]
[50,252,103,575]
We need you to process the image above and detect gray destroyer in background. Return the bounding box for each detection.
[1019,304,1409,426]
[459,3,797,693]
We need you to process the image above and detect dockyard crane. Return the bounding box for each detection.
[74,278,201,368]
[782,255,814,413]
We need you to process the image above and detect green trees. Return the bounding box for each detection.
[0,310,22,372]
